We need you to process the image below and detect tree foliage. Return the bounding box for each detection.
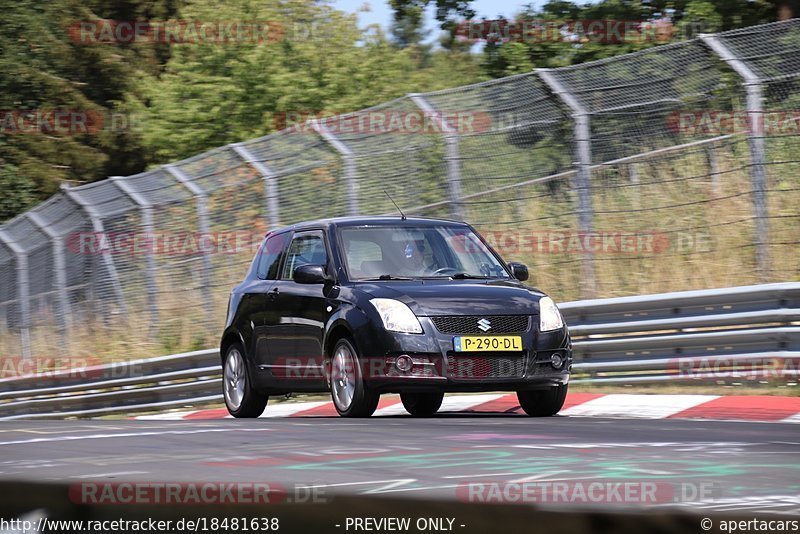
[0,0,177,212]
[131,0,484,162]
[480,0,786,76]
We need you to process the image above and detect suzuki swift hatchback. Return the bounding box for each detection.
[220,217,572,418]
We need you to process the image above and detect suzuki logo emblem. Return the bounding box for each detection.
[477,318,491,332]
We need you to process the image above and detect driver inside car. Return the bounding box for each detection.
[401,238,435,276]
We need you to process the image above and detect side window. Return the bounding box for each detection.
[256,233,289,280]
[281,233,327,280]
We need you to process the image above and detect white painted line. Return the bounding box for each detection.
[305,479,417,492]
[560,394,720,419]
[779,413,800,424]
[0,428,271,446]
[135,401,332,420]
[439,394,506,413]
[441,472,520,479]
[262,401,329,418]
[71,471,149,478]
[372,402,409,417]
[372,393,504,417]
[131,393,796,423]
[509,470,571,483]
[136,412,197,420]
[367,483,463,494]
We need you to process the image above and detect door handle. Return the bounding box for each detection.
[268,287,279,300]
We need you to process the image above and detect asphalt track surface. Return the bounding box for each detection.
[1,414,798,515]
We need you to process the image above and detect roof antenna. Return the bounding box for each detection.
[384,190,406,220]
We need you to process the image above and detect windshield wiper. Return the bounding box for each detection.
[360,274,415,281]
[451,273,493,279]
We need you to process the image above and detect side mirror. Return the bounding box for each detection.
[293,264,331,284]
[508,262,529,282]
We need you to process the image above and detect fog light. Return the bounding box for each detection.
[550,353,564,369]
[396,355,413,372]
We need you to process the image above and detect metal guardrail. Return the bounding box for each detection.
[1,283,798,418]
[560,282,800,384]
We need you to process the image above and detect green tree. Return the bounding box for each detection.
[481,0,788,77]
[0,0,177,221]
[0,161,36,221]
[132,0,484,163]
[389,0,476,48]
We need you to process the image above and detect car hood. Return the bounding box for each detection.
[354,279,546,316]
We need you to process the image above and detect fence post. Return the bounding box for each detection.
[706,146,721,196]
[700,33,771,282]
[60,185,128,317]
[0,230,30,359]
[26,212,72,335]
[229,142,281,228]
[309,120,358,216]
[164,164,215,329]
[628,163,640,209]
[409,93,464,220]
[110,176,159,335]
[537,69,597,298]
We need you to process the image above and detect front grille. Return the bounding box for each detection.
[431,315,530,334]
[447,354,525,380]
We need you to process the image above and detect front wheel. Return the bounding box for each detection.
[329,338,380,417]
[223,343,268,418]
[517,384,568,417]
[401,392,444,417]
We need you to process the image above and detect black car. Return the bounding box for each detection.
[220,216,572,418]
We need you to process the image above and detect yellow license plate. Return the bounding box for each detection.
[453,335,523,352]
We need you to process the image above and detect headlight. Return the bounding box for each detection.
[539,296,564,332]
[370,298,423,334]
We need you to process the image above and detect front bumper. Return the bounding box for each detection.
[355,315,572,393]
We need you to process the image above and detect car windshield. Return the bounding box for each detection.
[340,225,510,280]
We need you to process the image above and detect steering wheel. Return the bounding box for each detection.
[432,267,459,276]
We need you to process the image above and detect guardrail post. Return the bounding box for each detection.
[110,176,159,335]
[26,212,72,336]
[0,230,30,359]
[60,185,127,317]
[309,120,358,216]
[164,165,215,329]
[229,143,281,228]
[409,93,464,220]
[537,69,597,298]
[700,34,771,282]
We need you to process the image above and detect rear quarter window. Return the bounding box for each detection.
[256,233,289,280]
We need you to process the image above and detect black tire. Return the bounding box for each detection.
[223,343,268,418]
[401,392,444,417]
[517,384,568,417]
[329,337,380,417]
